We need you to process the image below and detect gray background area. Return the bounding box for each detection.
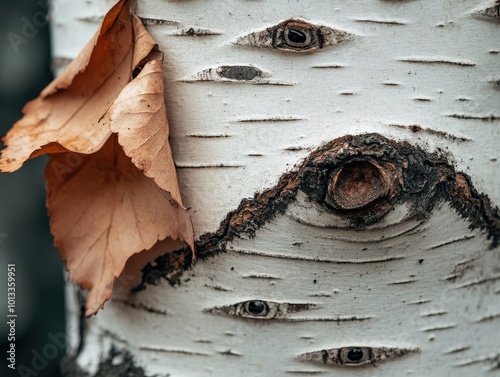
[1,1,65,376]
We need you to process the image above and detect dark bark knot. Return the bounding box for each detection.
[301,158,402,224]
[137,133,500,289]
[328,160,398,210]
[218,65,261,81]
[214,133,499,247]
[299,135,430,226]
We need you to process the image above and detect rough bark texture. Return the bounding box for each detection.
[50,0,499,376]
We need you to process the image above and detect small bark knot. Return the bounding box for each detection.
[327,159,401,211]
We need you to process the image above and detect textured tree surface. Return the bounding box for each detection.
[50,0,499,376]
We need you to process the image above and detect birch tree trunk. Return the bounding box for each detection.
[51,0,499,376]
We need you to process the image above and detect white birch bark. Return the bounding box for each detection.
[51,0,500,376]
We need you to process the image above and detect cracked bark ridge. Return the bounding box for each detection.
[137,133,500,290]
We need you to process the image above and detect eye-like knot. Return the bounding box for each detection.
[244,300,269,317]
[235,18,354,52]
[299,346,419,367]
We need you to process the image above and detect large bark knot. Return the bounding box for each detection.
[137,133,500,289]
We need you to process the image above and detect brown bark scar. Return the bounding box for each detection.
[137,133,500,290]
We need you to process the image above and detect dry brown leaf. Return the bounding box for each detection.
[105,49,184,203]
[1,0,195,316]
[46,136,194,316]
[0,0,153,172]
[131,16,157,69]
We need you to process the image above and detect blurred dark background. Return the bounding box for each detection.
[0,1,65,376]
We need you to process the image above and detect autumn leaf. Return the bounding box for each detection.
[105,49,183,200]
[46,136,193,316]
[0,0,154,172]
[0,0,194,316]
